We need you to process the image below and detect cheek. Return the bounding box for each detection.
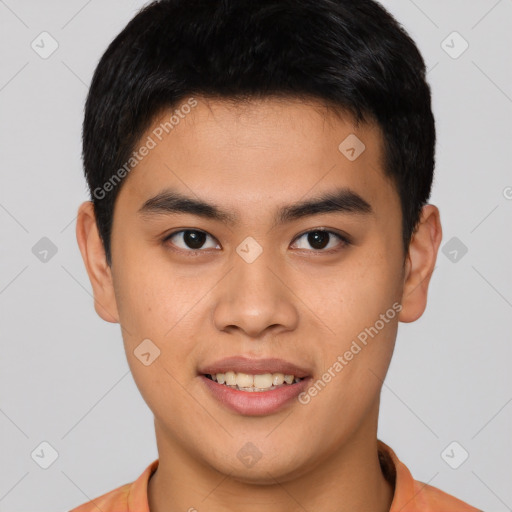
[112,256,208,383]
[113,263,201,416]
[316,252,402,337]
[113,254,189,335]
[302,245,401,410]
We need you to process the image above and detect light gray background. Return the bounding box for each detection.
[1,1,511,511]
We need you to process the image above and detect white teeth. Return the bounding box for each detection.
[272,373,285,386]
[253,373,273,388]
[225,371,236,386]
[207,371,303,391]
[236,372,254,388]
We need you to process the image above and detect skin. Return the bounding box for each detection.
[76,96,442,512]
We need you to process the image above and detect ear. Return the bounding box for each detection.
[75,201,120,323]
[399,204,442,323]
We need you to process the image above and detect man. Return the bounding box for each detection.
[71,0,481,510]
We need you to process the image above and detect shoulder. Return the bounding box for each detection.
[378,440,482,512]
[69,482,131,512]
[412,479,483,512]
[68,459,158,512]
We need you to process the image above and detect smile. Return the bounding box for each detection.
[205,371,303,391]
[200,373,311,416]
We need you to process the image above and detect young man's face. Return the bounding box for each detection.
[78,97,440,483]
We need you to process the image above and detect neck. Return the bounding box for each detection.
[148,411,394,512]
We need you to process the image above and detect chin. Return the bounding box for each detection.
[212,451,312,485]
[227,464,302,485]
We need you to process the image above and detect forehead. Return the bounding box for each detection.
[115,96,396,221]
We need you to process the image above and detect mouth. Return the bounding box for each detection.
[203,371,305,392]
[198,357,312,416]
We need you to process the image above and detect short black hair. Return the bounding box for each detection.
[82,0,435,267]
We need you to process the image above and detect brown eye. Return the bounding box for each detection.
[291,229,349,252]
[164,230,220,251]
[307,231,330,249]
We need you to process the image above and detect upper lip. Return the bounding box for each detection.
[199,356,311,379]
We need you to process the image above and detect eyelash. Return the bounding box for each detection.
[162,228,351,255]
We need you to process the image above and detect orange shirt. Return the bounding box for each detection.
[69,441,481,512]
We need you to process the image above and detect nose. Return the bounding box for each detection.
[212,247,299,339]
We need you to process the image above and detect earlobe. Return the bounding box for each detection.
[75,201,120,323]
[398,204,442,323]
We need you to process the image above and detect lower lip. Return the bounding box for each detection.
[199,375,311,416]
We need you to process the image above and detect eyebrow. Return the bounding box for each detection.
[138,186,373,227]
